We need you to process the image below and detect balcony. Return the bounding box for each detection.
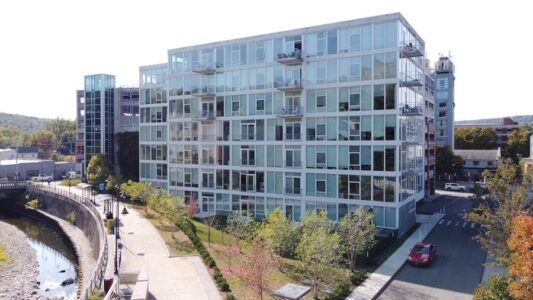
[192,110,215,122]
[400,42,424,58]
[277,105,303,119]
[400,73,423,88]
[192,63,216,75]
[275,79,303,92]
[400,104,423,116]
[276,50,303,65]
[191,87,215,98]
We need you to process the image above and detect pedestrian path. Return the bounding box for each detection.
[52,183,221,300]
[347,213,444,300]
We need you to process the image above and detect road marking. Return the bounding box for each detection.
[447,220,452,226]
[471,223,476,229]
[462,222,467,227]
[455,221,460,226]
[439,220,444,225]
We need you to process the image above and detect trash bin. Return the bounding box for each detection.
[103,277,114,294]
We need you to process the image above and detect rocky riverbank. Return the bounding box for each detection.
[0,221,40,299]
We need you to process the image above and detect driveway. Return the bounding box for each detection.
[378,195,486,300]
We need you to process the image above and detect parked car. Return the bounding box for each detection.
[61,171,80,179]
[445,182,466,192]
[31,174,53,181]
[407,242,436,267]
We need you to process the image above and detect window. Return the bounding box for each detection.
[436,91,449,99]
[285,173,301,195]
[202,169,215,189]
[473,161,480,166]
[256,98,265,111]
[241,120,255,141]
[439,111,446,118]
[285,122,301,140]
[316,123,326,140]
[241,146,255,166]
[316,152,326,168]
[437,78,448,89]
[285,146,301,168]
[316,95,326,108]
[316,174,326,195]
[374,85,384,110]
[439,102,446,108]
[339,175,360,199]
[373,146,384,171]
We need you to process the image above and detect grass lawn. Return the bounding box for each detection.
[127,203,417,299]
[59,178,82,187]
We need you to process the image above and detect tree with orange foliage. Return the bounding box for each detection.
[236,237,279,300]
[507,214,533,300]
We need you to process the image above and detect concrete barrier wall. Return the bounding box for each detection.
[27,188,100,259]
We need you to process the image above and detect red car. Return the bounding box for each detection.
[407,242,436,266]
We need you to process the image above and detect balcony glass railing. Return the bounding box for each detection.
[274,79,303,91]
[276,49,303,65]
[277,105,303,118]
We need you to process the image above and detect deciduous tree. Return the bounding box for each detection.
[257,208,299,257]
[119,180,153,212]
[465,158,532,266]
[507,214,533,300]
[436,146,464,181]
[237,238,278,300]
[296,212,342,299]
[455,127,497,150]
[339,207,377,272]
[87,153,112,185]
[505,124,533,161]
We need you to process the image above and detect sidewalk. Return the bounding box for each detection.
[347,213,444,300]
[53,183,221,300]
[481,255,507,285]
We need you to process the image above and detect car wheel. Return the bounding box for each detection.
[460,188,465,192]
[446,187,451,191]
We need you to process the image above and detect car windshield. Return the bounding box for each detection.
[411,245,429,254]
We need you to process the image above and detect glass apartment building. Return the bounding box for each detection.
[84,74,116,169]
[139,13,426,236]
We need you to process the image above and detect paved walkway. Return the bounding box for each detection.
[51,183,221,300]
[347,213,444,300]
[481,255,507,285]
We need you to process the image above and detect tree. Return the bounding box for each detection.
[465,158,532,266]
[296,212,342,299]
[436,146,464,181]
[87,154,112,185]
[119,180,153,212]
[45,118,75,146]
[455,128,497,150]
[257,208,299,257]
[237,238,278,300]
[507,214,533,300]
[30,130,57,159]
[105,175,118,192]
[473,275,513,300]
[505,125,533,161]
[339,207,377,272]
[227,210,256,243]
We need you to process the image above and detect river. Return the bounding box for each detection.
[0,212,78,299]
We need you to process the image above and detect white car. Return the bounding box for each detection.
[445,182,466,192]
[31,174,53,181]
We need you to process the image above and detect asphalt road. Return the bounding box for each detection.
[378,195,486,300]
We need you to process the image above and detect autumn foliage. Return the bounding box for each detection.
[507,214,533,300]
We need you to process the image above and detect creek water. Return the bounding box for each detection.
[0,212,78,299]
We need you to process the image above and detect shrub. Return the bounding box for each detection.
[66,211,77,225]
[0,244,11,265]
[26,198,39,209]
[224,294,237,300]
[473,275,513,300]
[350,270,368,285]
[324,282,351,300]
[88,290,105,300]
[177,218,230,292]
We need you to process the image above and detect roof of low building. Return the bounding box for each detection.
[453,149,501,161]
[16,147,38,153]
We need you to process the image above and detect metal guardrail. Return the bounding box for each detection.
[19,182,109,300]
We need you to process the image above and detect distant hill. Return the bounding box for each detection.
[0,112,51,133]
[455,115,533,126]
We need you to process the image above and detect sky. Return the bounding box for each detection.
[0,0,531,121]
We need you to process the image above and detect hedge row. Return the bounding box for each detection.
[323,282,351,300]
[177,219,231,292]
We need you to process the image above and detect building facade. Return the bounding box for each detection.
[432,56,455,149]
[79,76,140,179]
[424,64,436,196]
[453,149,501,182]
[139,13,426,236]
